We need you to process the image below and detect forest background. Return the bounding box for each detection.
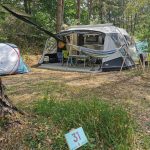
[0,0,150,54]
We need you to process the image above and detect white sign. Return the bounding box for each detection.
[65,127,88,150]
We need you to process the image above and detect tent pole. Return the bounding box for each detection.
[120,52,127,72]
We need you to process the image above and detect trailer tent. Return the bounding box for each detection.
[0,43,29,75]
[39,24,139,71]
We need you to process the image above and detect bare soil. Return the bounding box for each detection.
[2,68,150,133]
[0,56,150,149]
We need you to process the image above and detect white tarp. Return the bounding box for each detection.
[0,43,20,75]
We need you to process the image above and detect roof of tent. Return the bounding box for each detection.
[65,24,121,34]
[58,24,129,36]
[118,28,129,36]
[56,24,130,51]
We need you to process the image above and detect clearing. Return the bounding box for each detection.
[1,67,150,149]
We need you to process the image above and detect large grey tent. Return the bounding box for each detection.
[39,24,139,71]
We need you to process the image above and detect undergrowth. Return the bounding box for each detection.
[28,97,136,150]
[0,117,9,130]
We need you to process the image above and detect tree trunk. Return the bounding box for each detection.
[0,78,23,117]
[99,0,103,23]
[130,14,133,34]
[77,0,81,25]
[88,0,93,21]
[122,0,125,28]
[56,0,64,32]
[62,0,64,25]
[126,14,130,32]
[122,13,125,28]
[24,0,28,13]
[108,9,111,23]
[23,0,31,14]
[114,17,116,26]
[28,0,31,14]
[133,13,138,35]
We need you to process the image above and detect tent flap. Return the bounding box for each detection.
[16,57,29,74]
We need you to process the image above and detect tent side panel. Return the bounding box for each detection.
[16,57,29,74]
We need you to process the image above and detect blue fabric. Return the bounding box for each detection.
[16,57,30,74]
[79,47,117,58]
[136,41,148,53]
[80,47,116,55]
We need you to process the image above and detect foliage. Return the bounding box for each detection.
[64,0,78,25]
[0,0,149,53]
[142,135,150,149]
[125,0,150,50]
[24,131,47,149]
[0,117,9,129]
[32,97,135,149]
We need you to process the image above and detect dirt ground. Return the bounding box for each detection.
[0,55,150,149]
[2,67,150,134]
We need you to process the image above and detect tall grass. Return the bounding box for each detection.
[32,97,135,150]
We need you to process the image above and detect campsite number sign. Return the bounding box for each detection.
[65,127,88,150]
[72,131,81,142]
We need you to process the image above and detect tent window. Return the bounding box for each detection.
[85,35,99,44]
[111,33,123,47]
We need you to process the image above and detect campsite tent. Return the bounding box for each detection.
[0,43,29,75]
[39,24,139,71]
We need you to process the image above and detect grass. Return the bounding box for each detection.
[2,69,150,149]
[24,130,47,149]
[27,96,136,150]
[0,117,9,129]
[142,135,150,149]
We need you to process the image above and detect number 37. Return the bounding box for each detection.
[72,132,81,142]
